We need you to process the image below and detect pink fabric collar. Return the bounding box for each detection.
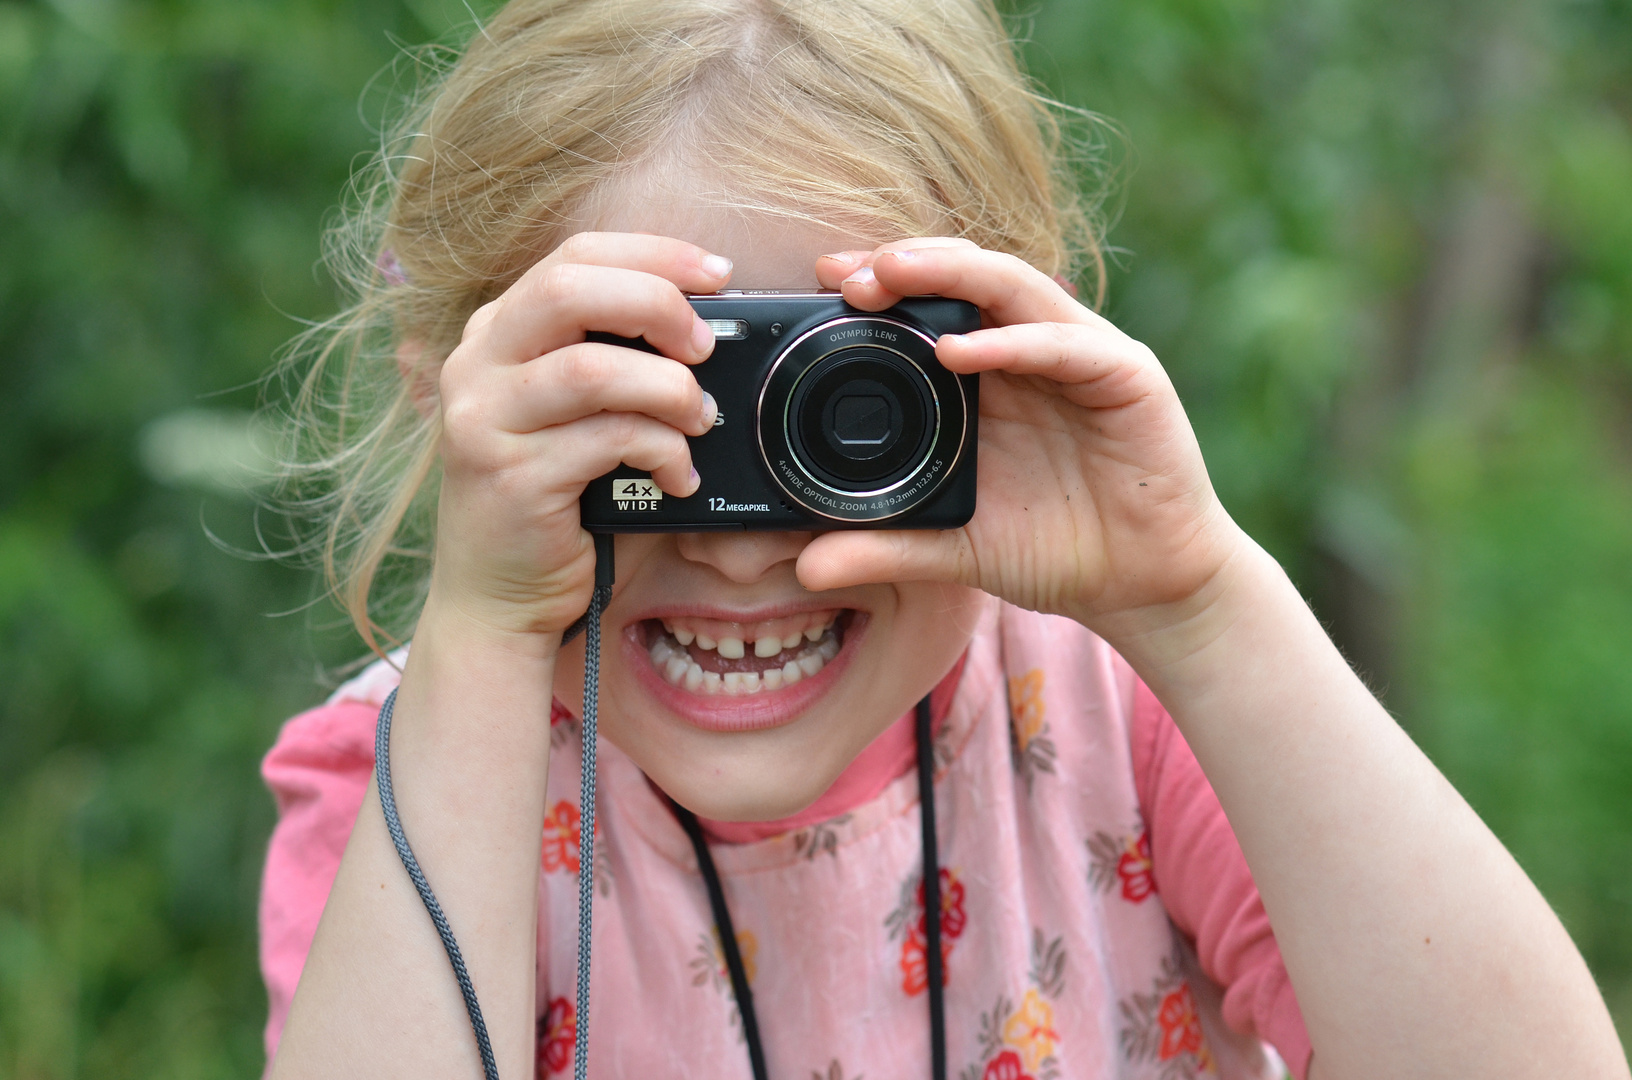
[696,652,968,843]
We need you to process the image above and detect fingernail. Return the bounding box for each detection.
[940,333,966,345]
[843,265,875,286]
[688,466,701,493]
[692,316,714,356]
[819,252,855,263]
[886,249,917,262]
[700,391,718,429]
[701,254,733,279]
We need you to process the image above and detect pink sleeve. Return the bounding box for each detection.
[1131,680,1313,1080]
[258,700,380,1065]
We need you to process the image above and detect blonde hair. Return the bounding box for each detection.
[279,0,1110,651]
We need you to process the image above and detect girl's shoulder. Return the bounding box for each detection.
[325,646,411,709]
[261,647,407,794]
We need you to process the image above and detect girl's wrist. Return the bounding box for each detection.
[417,582,568,665]
[392,589,563,762]
[1088,528,1287,687]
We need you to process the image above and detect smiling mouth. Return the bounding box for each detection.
[641,609,851,696]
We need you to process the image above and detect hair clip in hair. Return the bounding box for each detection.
[377,248,408,286]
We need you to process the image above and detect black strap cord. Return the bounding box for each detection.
[916,694,946,1080]
[672,803,771,1080]
[671,693,947,1080]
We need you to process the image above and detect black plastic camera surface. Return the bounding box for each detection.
[580,291,980,532]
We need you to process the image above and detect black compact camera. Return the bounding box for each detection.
[580,292,980,532]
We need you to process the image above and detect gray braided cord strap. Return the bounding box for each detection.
[375,687,502,1080]
[572,578,610,1080]
[375,533,610,1080]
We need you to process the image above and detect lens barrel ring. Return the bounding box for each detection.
[757,315,969,522]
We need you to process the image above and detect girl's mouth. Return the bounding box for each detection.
[639,609,850,696]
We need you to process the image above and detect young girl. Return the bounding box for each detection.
[257,1,1628,1077]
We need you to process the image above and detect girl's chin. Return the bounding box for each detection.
[656,766,835,824]
[620,610,868,734]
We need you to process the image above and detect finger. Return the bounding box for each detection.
[796,528,976,592]
[814,250,869,289]
[495,343,715,436]
[815,237,978,285]
[835,261,904,311]
[543,232,734,294]
[867,244,1086,327]
[461,298,504,343]
[530,410,701,498]
[459,233,730,348]
[824,238,981,312]
[480,261,714,367]
[936,322,1170,409]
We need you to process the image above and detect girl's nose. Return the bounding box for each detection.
[674,531,815,584]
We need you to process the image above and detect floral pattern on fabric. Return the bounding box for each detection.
[964,992,1061,1080]
[1007,669,1057,791]
[1089,825,1157,903]
[1028,928,1067,998]
[540,799,611,896]
[792,814,852,860]
[691,926,760,987]
[690,926,760,1040]
[541,801,581,874]
[885,867,967,995]
[1004,989,1063,1071]
[960,929,1070,1080]
[548,699,578,747]
[980,1049,1034,1080]
[535,996,575,1076]
[1119,950,1216,1078]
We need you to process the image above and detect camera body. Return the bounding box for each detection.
[580,291,980,533]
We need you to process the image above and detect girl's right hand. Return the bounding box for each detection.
[425,232,731,643]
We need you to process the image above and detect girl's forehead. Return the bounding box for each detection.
[572,167,882,289]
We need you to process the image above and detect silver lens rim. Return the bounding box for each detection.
[756,315,968,522]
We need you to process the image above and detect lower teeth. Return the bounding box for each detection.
[647,627,841,695]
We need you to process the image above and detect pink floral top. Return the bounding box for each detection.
[260,597,1311,1079]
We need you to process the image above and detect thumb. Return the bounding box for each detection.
[797,528,977,592]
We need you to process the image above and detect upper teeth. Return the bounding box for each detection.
[660,614,837,659]
[647,615,843,696]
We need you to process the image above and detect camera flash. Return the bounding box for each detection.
[705,319,748,340]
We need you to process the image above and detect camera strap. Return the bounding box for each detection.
[669,693,947,1080]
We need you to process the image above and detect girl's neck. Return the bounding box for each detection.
[696,651,968,844]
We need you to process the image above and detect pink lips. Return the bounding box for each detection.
[622,610,866,733]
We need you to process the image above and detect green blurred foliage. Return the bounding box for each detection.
[0,0,1628,1074]
[1015,0,1632,1037]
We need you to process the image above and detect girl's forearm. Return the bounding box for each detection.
[269,597,559,1080]
[1111,539,1627,1080]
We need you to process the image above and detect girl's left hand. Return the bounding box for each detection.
[802,238,1248,644]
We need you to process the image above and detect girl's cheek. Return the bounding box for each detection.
[884,582,986,690]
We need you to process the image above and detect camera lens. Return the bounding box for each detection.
[756,311,972,522]
[788,350,935,490]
